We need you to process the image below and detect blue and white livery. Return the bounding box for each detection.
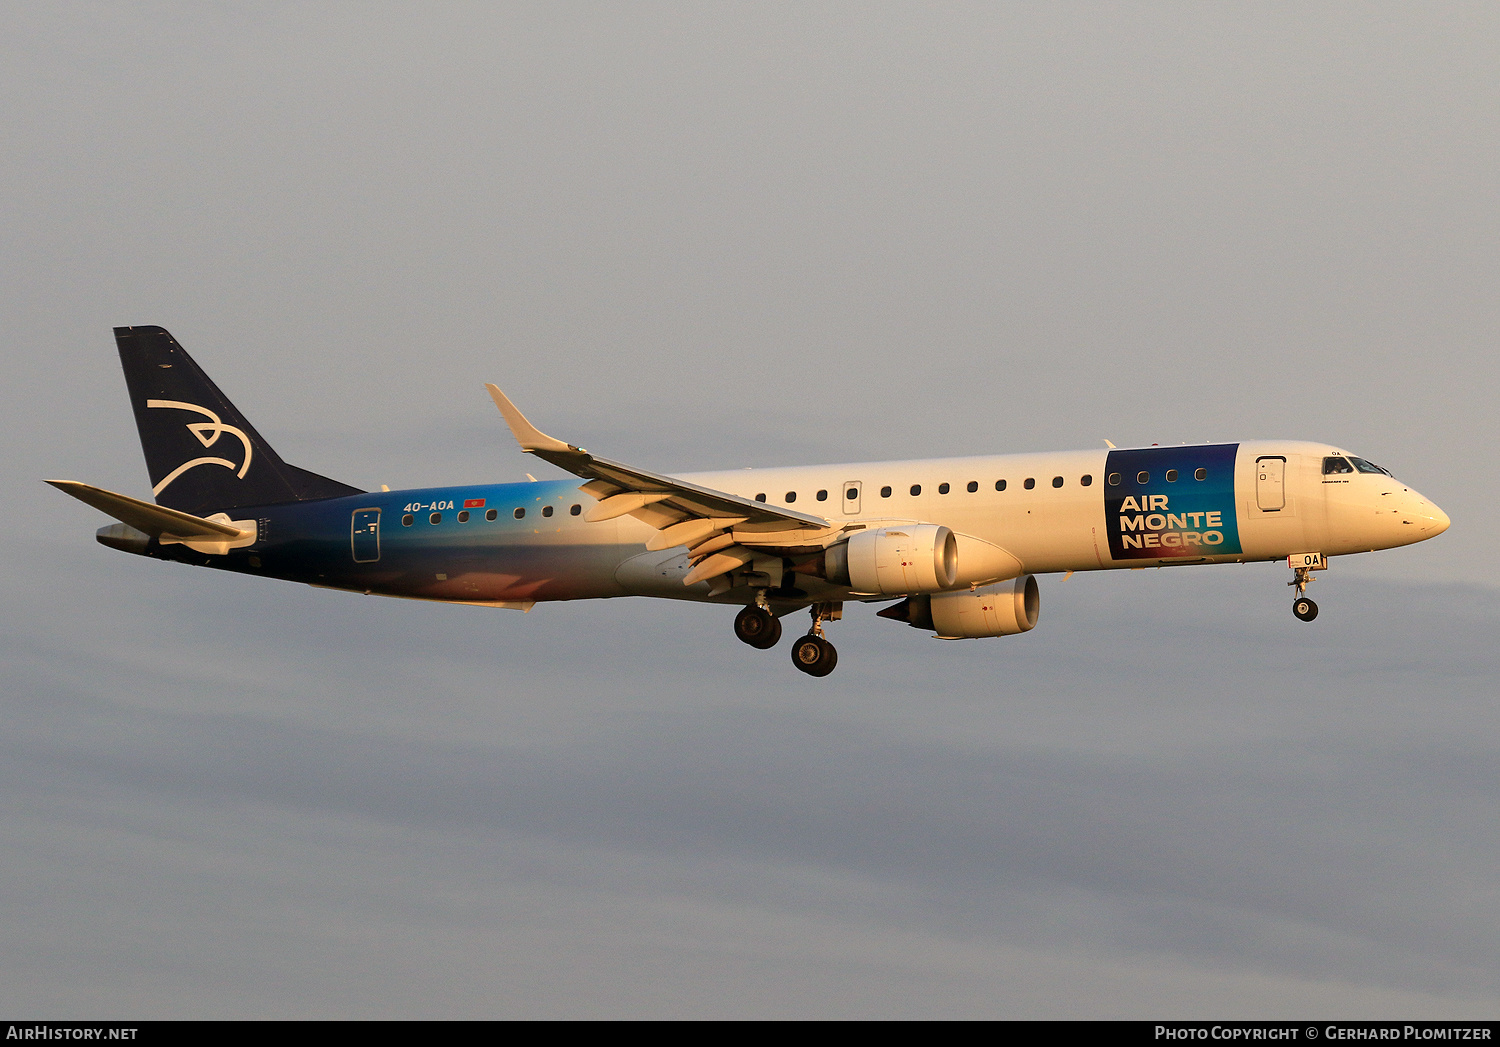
[48,327,1451,677]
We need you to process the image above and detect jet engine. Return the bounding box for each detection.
[877,574,1040,638]
[821,526,1022,595]
[824,524,957,595]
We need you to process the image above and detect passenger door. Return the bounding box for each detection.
[351,508,381,562]
[1256,457,1286,511]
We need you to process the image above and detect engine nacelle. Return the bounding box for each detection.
[877,575,1040,638]
[825,524,957,595]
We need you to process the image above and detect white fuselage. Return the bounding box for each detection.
[251,439,1448,610]
[665,440,1446,583]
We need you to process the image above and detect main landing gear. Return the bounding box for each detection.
[733,604,782,649]
[731,599,842,677]
[790,603,840,677]
[791,633,837,677]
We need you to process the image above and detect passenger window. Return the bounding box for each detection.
[995,479,1007,491]
[429,512,441,524]
[1194,468,1206,481]
[910,484,922,496]
[938,483,950,495]
[402,514,414,527]
[1080,475,1093,487]
[966,481,978,493]
[542,505,553,518]
[754,493,766,502]
[570,504,581,515]
[486,509,498,521]
[1165,469,1178,482]
[1051,476,1063,488]
[1024,478,1036,490]
[880,486,892,498]
[514,507,525,519]
[845,488,857,500]
[457,510,470,523]
[1137,471,1150,484]
[1107,473,1121,486]
[785,491,796,503]
[817,489,828,501]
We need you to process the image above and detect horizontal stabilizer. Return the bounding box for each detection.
[46,480,245,539]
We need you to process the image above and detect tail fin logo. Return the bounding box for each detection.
[147,399,254,495]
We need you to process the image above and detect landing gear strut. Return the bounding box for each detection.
[790,602,841,677]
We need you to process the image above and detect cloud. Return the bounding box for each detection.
[4,543,1498,1014]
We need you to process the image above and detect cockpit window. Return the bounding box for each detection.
[1322,456,1355,475]
[1348,457,1391,476]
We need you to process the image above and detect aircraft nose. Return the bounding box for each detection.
[1404,490,1450,536]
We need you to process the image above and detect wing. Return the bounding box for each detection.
[486,385,840,588]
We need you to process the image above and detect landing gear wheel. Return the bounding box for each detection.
[791,634,838,677]
[734,606,782,649]
[1287,561,1325,623]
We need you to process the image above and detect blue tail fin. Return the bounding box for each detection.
[114,326,363,515]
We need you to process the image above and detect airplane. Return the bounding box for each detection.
[49,326,1451,678]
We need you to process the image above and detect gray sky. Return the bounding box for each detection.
[4,2,1498,1017]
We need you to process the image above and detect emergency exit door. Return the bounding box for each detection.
[841,481,862,515]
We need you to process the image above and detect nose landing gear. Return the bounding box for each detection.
[1287,553,1327,622]
[790,602,841,677]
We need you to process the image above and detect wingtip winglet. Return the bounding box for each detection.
[484,384,578,455]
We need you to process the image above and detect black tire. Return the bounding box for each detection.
[1293,597,1319,622]
[734,606,782,649]
[758,614,783,649]
[790,634,838,677]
